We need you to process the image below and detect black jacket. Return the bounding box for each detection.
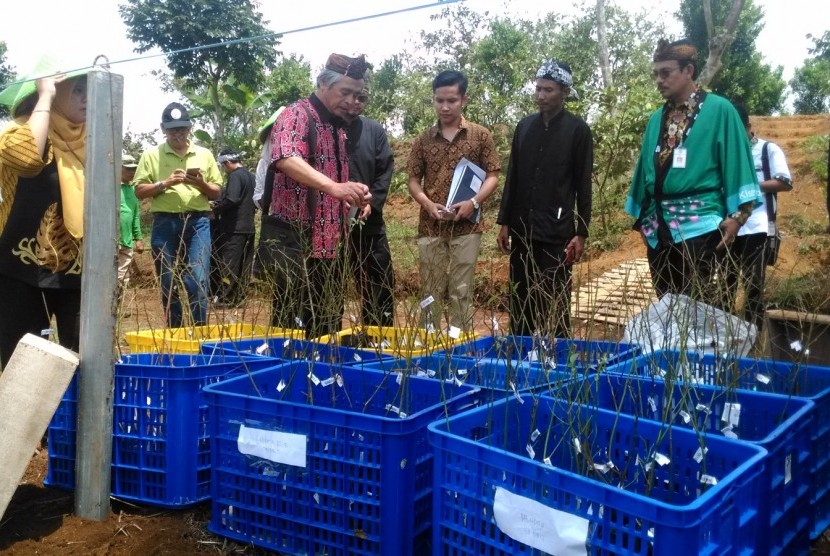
[214,166,256,234]
[346,116,395,234]
[497,110,593,242]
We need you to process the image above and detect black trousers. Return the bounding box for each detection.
[262,224,344,339]
[212,232,255,304]
[0,274,81,369]
[646,230,726,305]
[508,237,572,338]
[723,232,767,328]
[348,229,395,327]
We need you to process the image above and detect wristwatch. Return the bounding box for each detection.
[728,210,748,226]
[470,197,480,210]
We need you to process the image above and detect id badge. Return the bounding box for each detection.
[672,147,687,169]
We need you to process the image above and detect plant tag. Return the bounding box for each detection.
[427,369,436,378]
[336,374,344,387]
[510,381,523,403]
[693,447,708,463]
[654,452,670,466]
[530,429,541,442]
[385,404,400,415]
[283,339,291,348]
[491,317,500,331]
[458,368,468,376]
[277,379,286,392]
[308,372,320,386]
[256,341,269,355]
[695,404,711,414]
[721,425,738,439]
[40,328,54,337]
[396,372,403,385]
[543,456,552,466]
[353,352,362,362]
[573,438,581,454]
[700,474,718,486]
[321,377,335,387]
[679,410,691,424]
[790,340,803,352]
[294,317,304,328]
[526,444,535,459]
[647,396,657,414]
[785,453,792,485]
[527,349,539,362]
[420,295,435,309]
[721,402,741,428]
[756,373,771,385]
[448,326,461,339]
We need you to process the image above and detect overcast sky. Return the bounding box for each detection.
[0,0,825,134]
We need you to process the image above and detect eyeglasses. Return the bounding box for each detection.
[652,67,681,80]
[165,127,191,135]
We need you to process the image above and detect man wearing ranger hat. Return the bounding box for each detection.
[134,102,224,327]
[118,153,143,291]
[497,59,593,338]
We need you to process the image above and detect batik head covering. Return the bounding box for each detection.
[536,59,579,99]
[653,39,698,64]
[324,53,370,80]
[216,147,244,164]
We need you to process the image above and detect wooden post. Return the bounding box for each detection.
[74,69,123,521]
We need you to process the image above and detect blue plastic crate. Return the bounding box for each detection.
[201,336,397,366]
[204,361,479,556]
[606,350,830,540]
[45,353,275,507]
[435,335,639,372]
[428,395,767,556]
[364,354,577,400]
[552,374,813,555]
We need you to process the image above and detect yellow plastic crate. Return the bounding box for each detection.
[125,324,302,354]
[315,326,478,358]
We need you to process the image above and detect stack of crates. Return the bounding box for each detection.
[46,353,276,507]
[204,360,479,555]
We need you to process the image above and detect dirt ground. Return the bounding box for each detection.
[1,114,829,555]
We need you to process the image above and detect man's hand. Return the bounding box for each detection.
[450,199,476,222]
[497,225,511,254]
[358,204,371,220]
[134,240,145,253]
[329,181,371,206]
[716,217,741,250]
[565,235,586,264]
[424,200,453,221]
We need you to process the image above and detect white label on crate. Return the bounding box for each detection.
[458,368,468,376]
[693,447,708,463]
[756,373,771,385]
[530,429,541,443]
[721,425,738,439]
[237,424,306,468]
[679,410,691,424]
[785,453,793,485]
[543,456,552,466]
[721,403,741,428]
[420,295,435,309]
[277,379,286,392]
[526,444,536,459]
[447,326,461,340]
[695,404,711,415]
[256,341,269,355]
[654,452,670,466]
[353,353,362,362]
[493,487,589,555]
[321,377,335,387]
[700,474,718,486]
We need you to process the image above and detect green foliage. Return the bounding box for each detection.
[766,267,830,313]
[801,134,829,184]
[262,54,313,112]
[120,0,278,146]
[0,42,16,120]
[784,212,826,237]
[678,0,786,114]
[791,34,830,115]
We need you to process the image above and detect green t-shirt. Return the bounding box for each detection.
[625,93,761,248]
[119,183,142,248]
[133,141,223,213]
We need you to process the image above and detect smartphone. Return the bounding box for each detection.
[186,168,200,177]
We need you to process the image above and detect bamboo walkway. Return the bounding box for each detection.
[572,258,657,325]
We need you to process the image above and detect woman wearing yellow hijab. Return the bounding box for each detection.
[0,60,88,368]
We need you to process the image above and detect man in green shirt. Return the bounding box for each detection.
[626,39,761,304]
[118,153,143,289]
[134,103,223,327]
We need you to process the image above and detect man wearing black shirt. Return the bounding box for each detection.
[344,88,396,326]
[212,147,256,306]
[497,60,593,337]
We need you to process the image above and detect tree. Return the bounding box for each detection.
[0,42,16,120]
[679,0,786,114]
[120,0,278,146]
[791,31,830,115]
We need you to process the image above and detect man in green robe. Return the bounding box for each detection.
[625,38,761,303]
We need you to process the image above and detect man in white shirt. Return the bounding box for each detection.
[727,105,793,328]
